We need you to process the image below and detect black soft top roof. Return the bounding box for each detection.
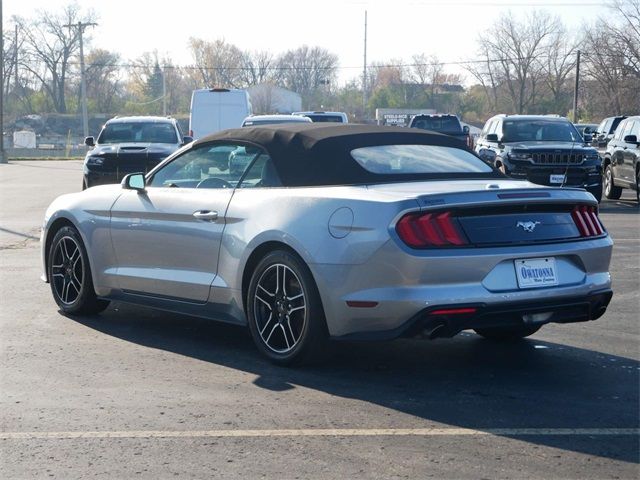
[194,123,500,186]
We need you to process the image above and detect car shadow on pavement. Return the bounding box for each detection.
[69,303,639,464]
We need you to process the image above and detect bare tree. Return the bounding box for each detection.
[188,38,244,88]
[541,25,578,111]
[240,50,278,86]
[465,44,502,114]
[276,45,338,99]
[14,4,95,114]
[582,1,640,115]
[473,11,560,114]
[83,49,122,113]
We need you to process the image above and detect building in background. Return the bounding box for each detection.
[248,84,302,114]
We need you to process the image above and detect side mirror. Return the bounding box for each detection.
[462,125,470,135]
[182,135,194,145]
[85,136,95,147]
[122,172,146,192]
[623,134,638,144]
[486,133,499,142]
[478,148,496,163]
[583,134,592,143]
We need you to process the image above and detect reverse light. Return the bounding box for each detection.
[571,205,604,237]
[396,211,469,248]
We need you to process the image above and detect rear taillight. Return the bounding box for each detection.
[571,205,604,237]
[396,211,469,248]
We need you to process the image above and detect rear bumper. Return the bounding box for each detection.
[336,290,613,341]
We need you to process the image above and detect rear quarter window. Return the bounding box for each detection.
[350,144,493,174]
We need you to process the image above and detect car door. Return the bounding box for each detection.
[109,142,252,302]
[613,120,634,185]
[621,120,638,185]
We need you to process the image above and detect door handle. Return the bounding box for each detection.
[193,210,218,221]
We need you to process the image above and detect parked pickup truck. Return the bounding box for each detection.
[408,114,472,148]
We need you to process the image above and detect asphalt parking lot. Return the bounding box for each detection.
[1,161,638,479]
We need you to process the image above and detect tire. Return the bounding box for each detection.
[588,183,603,203]
[603,164,622,200]
[474,324,541,340]
[47,226,110,315]
[247,250,328,366]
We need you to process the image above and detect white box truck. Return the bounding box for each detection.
[189,88,252,139]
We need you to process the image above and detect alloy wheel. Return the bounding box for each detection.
[253,263,307,354]
[51,235,84,305]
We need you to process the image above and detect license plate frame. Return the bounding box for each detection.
[514,257,559,289]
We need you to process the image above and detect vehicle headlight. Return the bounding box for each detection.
[509,152,532,161]
[86,156,104,166]
[585,152,600,161]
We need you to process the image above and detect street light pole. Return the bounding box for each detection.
[64,21,97,139]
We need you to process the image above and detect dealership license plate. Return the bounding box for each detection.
[515,257,558,289]
[549,174,565,184]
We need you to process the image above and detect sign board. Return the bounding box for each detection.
[13,130,37,149]
[375,108,436,127]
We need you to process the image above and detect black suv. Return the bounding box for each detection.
[602,115,640,202]
[475,115,603,201]
[83,116,192,189]
[408,114,472,148]
[592,116,627,152]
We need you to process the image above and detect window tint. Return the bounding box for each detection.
[613,120,627,140]
[304,115,344,122]
[622,121,635,140]
[412,116,462,133]
[611,117,625,134]
[351,144,493,174]
[596,120,606,133]
[502,120,581,142]
[489,120,500,135]
[602,118,613,135]
[148,143,264,188]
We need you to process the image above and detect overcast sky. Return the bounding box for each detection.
[4,0,608,85]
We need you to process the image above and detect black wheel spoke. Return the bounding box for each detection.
[52,235,83,306]
[254,263,307,354]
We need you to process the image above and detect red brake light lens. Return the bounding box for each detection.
[571,205,604,237]
[396,211,469,248]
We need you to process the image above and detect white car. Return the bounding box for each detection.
[241,114,312,127]
[293,111,348,123]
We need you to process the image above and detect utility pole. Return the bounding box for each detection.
[572,50,581,123]
[363,10,368,119]
[1,0,6,164]
[14,24,18,90]
[64,21,97,139]
[162,65,167,116]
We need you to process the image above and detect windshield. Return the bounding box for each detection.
[502,120,582,143]
[350,144,493,174]
[411,116,462,134]
[98,122,178,144]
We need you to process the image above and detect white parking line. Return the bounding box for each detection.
[1,428,638,440]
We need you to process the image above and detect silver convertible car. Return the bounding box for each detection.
[41,123,613,365]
